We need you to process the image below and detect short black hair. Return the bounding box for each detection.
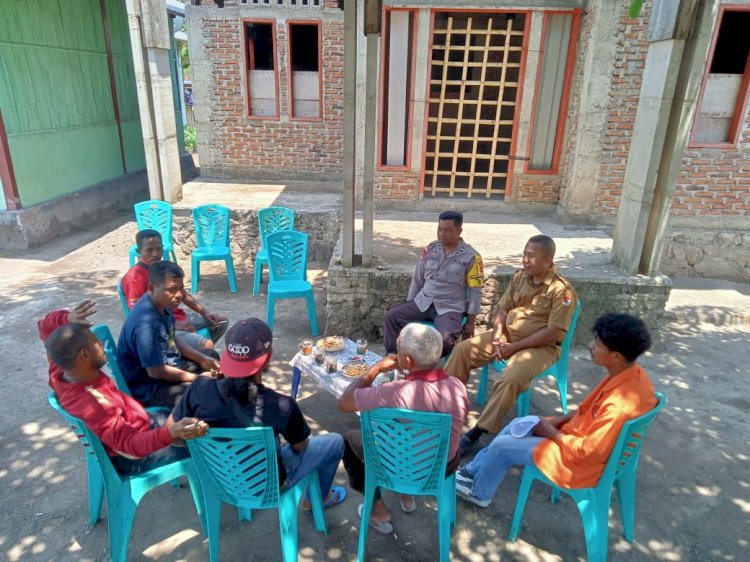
[592,313,652,363]
[148,260,184,286]
[135,229,162,251]
[438,211,463,227]
[527,234,556,259]
[45,323,92,369]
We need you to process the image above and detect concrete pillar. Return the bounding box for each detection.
[559,0,621,218]
[125,0,183,203]
[611,0,712,274]
[362,32,378,266]
[342,0,358,267]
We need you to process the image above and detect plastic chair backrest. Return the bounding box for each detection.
[258,207,295,249]
[117,279,130,317]
[134,200,173,241]
[48,391,122,484]
[360,407,452,495]
[187,427,280,509]
[193,204,231,248]
[91,324,132,396]
[559,299,582,361]
[597,392,667,489]
[266,230,309,283]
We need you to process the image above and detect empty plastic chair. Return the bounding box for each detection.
[128,200,178,266]
[478,300,582,416]
[254,206,295,296]
[265,230,318,336]
[91,324,131,396]
[48,392,206,562]
[187,427,327,562]
[509,392,667,562]
[358,408,456,562]
[191,204,238,294]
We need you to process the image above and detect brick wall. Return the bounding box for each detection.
[511,174,562,204]
[194,11,344,178]
[374,172,421,201]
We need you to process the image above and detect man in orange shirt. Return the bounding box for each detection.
[455,313,656,507]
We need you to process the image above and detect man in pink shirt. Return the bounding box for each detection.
[338,323,468,535]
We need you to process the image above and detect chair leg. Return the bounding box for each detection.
[306,472,328,534]
[205,497,223,562]
[279,487,302,562]
[253,256,264,297]
[191,256,200,294]
[357,491,375,562]
[168,247,178,265]
[556,366,569,414]
[616,467,638,541]
[576,494,611,562]
[516,389,532,417]
[305,290,319,337]
[185,467,208,535]
[437,495,452,562]
[509,469,535,541]
[225,257,238,293]
[477,365,489,406]
[238,507,253,522]
[86,461,104,526]
[267,294,276,330]
[107,491,139,562]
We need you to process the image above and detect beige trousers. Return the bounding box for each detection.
[444,330,560,433]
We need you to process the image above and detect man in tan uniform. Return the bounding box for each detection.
[444,235,577,456]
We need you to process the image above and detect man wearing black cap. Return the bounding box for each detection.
[170,318,347,509]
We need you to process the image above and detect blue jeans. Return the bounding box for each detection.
[466,421,544,501]
[280,433,344,499]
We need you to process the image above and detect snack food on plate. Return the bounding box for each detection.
[316,336,346,352]
[342,362,369,378]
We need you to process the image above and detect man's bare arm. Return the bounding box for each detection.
[146,364,200,383]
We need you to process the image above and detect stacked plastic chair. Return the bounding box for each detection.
[359,408,456,562]
[48,392,206,562]
[509,392,667,562]
[191,204,238,294]
[128,200,178,266]
[253,206,295,296]
[187,427,328,562]
[478,300,582,416]
[91,324,131,396]
[265,230,319,335]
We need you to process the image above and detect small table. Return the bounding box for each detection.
[288,338,384,400]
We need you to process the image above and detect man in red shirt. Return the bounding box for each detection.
[454,313,657,508]
[40,300,208,474]
[122,229,228,349]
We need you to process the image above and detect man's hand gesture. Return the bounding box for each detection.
[69,300,97,327]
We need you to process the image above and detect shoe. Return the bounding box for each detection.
[303,485,346,512]
[459,433,479,457]
[358,503,394,534]
[455,481,491,508]
[399,495,417,514]
[455,466,474,487]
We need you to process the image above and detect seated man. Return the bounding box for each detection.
[122,229,229,347]
[445,235,578,455]
[338,323,469,534]
[39,301,208,475]
[117,260,221,408]
[382,211,483,357]
[171,318,347,510]
[455,313,656,507]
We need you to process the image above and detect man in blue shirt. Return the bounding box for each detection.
[116,261,220,408]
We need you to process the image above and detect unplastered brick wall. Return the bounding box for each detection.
[511,174,562,203]
[374,172,421,201]
[194,12,344,178]
[673,125,750,217]
[595,4,649,215]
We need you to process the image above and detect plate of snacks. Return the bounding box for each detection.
[342,361,370,378]
[316,336,346,353]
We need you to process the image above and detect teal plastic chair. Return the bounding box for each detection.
[191,204,238,294]
[91,324,131,396]
[253,206,295,296]
[128,200,178,266]
[265,230,319,336]
[48,392,206,562]
[359,408,456,562]
[117,279,130,318]
[187,427,328,562]
[509,392,667,562]
[478,299,582,415]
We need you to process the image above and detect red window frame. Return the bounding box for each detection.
[690,4,750,148]
[287,20,323,122]
[242,18,280,120]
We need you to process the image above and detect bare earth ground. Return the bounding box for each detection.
[1,211,749,562]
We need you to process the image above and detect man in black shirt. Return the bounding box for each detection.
[171,318,346,509]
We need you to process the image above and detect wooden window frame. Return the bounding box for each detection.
[287,20,323,122]
[241,18,280,120]
[377,7,418,171]
[524,9,581,175]
[690,4,750,148]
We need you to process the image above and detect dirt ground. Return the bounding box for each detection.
[1,209,749,562]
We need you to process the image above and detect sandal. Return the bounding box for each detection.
[358,503,394,535]
[399,496,417,514]
[303,486,347,512]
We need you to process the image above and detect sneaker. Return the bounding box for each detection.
[455,481,492,508]
[459,434,479,457]
[455,466,474,487]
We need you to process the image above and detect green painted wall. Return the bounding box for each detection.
[0,0,145,207]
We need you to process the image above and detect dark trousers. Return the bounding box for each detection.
[383,301,464,356]
[342,430,460,501]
